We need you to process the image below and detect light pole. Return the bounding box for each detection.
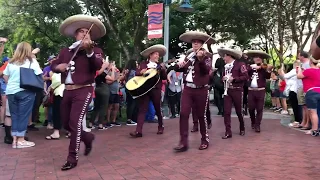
[163,0,194,62]
[163,0,170,62]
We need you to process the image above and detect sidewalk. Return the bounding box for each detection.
[1,105,319,180]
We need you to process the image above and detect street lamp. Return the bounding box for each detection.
[163,0,193,62]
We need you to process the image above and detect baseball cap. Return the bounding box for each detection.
[2,56,9,62]
[44,55,56,65]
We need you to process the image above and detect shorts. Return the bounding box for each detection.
[279,91,287,98]
[5,99,10,117]
[297,88,306,105]
[109,94,120,104]
[305,90,320,109]
[271,89,280,98]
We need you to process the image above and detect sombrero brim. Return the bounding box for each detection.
[217,48,242,59]
[246,50,271,59]
[179,31,215,44]
[140,44,167,58]
[59,15,106,40]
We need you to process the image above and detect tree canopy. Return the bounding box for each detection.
[0,0,319,66]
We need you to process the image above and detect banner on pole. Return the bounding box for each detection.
[147,3,163,39]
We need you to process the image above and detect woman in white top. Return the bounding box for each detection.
[3,42,43,148]
[278,61,303,128]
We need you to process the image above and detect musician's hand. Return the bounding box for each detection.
[124,69,129,74]
[196,50,205,59]
[82,40,93,54]
[222,76,228,81]
[228,76,234,82]
[56,63,68,72]
[140,68,148,74]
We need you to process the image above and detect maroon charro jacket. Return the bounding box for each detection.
[247,65,271,88]
[169,53,212,87]
[136,60,167,89]
[51,47,103,85]
[222,60,249,89]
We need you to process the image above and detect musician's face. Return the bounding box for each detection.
[149,52,159,63]
[253,57,263,64]
[192,40,203,51]
[75,28,91,41]
[223,54,232,63]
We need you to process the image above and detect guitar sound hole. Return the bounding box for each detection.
[143,73,150,77]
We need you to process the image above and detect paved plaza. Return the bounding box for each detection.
[0,107,319,180]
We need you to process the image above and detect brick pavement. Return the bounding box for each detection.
[0,114,319,180]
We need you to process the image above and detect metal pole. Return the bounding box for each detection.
[163,3,170,62]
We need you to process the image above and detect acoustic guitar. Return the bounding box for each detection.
[125,69,160,98]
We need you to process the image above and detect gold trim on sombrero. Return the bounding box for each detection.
[59,14,106,40]
[217,47,242,59]
[140,44,167,58]
[179,31,215,44]
[246,50,271,59]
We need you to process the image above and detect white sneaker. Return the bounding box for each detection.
[16,141,35,148]
[280,110,288,115]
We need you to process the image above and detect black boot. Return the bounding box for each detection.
[4,125,13,144]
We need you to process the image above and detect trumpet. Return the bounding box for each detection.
[223,64,233,97]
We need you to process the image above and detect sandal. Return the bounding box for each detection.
[46,135,60,140]
[301,127,311,130]
[198,144,209,150]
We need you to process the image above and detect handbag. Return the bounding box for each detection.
[20,59,44,92]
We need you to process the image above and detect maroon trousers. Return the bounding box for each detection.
[61,86,95,164]
[180,86,209,146]
[248,90,265,127]
[224,88,244,135]
[192,102,211,128]
[136,88,163,133]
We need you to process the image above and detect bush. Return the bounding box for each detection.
[264,92,272,107]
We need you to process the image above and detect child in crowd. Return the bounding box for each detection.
[278,78,288,114]
[270,71,282,112]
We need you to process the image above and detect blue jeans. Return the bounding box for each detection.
[7,90,35,137]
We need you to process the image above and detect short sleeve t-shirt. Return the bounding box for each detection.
[302,68,320,93]
[43,66,51,89]
[4,59,43,95]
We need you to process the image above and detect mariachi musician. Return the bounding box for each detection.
[167,31,214,152]
[129,44,167,137]
[245,50,272,132]
[218,47,249,139]
[51,14,106,171]
[188,48,212,132]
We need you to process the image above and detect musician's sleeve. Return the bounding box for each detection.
[199,57,212,75]
[51,48,65,73]
[166,64,183,73]
[88,48,103,71]
[135,62,145,76]
[233,63,249,82]
[264,70,271,79]
[160,68,167,80]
